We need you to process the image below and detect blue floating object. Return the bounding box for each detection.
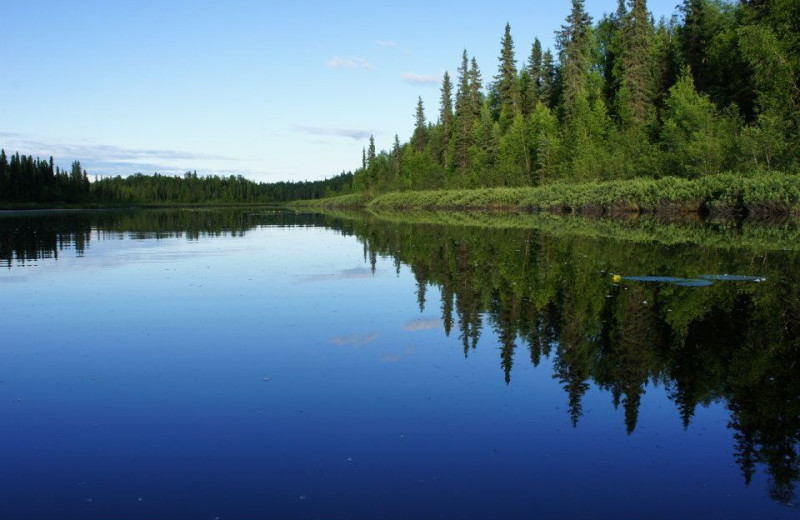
[699,274,766,282]
[622,276,714,287]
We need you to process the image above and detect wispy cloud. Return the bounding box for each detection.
[330,332,379,347]
[0,131,234,162]
[325,56,374,70]
[403,318,443,331]
[0,131,246,177]
[381,347,415,363]
[402,72,442,85]
[298,266,375,283]
[293,125,371,141]
[376,40,411,55]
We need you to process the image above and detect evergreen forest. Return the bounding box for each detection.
[0,148,353,205]
[352,0,799,195]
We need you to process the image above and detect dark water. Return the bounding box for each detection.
[1,208,799,520]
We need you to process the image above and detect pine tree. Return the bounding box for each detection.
[412,97,427,152]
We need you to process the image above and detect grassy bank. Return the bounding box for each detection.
[0,201,286,212]
[289,193,372,209]
[364,210,800,252]
[296,172,800,217]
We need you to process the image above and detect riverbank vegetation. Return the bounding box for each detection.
[296,171,800,217]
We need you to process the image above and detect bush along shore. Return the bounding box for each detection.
[293,171,800,218]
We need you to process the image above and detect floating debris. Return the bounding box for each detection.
[699,274,766,282]
[617,276,713,287]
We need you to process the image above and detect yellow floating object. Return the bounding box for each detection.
[612,274,622,283]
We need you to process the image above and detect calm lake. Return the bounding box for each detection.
[1,208,799,519]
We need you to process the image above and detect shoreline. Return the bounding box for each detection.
[291,172,800,219]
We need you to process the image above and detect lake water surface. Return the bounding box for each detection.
[1,208,799,519]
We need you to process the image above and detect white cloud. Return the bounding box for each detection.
[402,72,442,85]
[376,40,399,48]
[293,125,371,140]
[404,318,443,331]
[325,56,374,70]
[330,332,379,347]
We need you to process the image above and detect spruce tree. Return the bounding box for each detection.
[391,134,402,181]
[557,0,592,121]
[678,0,710,92]
[412,97,427,152]
[440,71,454,168]
[454,51,474,173]
[367,135,376,170]
[469,57,483,117]
[540,49,557,108]
[525,38,543,112]
[597,2,626,114]
[494,23,521,128]
[617,0,655,128]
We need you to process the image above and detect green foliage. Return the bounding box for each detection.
[367,172,800,216]
[328,1,795,208]
[660,70,738,178]
[493,23,521,130]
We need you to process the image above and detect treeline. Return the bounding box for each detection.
[91,170,353,204]
[353,0,799,193]
[0,150,354,205]
[0,150,91,203]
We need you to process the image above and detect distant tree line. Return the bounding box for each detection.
[0,150,90,203]
[353,0,799,193]
[0,149,354,205]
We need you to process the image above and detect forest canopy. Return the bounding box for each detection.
[352,0,799,194]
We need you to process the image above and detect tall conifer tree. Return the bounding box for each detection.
[494,23,521,127]
[367,135,376,170]
[618,0,655,127]
[412,97,427,152]
[469,57,483,117]
[678,0,710,92]
[540,49,557,108]
[454,51,474,173]
[557,0,592,120]
[440,71,454,168]
[526,38,543,109]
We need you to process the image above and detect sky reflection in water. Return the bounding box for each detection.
[0,208,798,520]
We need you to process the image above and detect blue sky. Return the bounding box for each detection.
[1,0,681,183]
